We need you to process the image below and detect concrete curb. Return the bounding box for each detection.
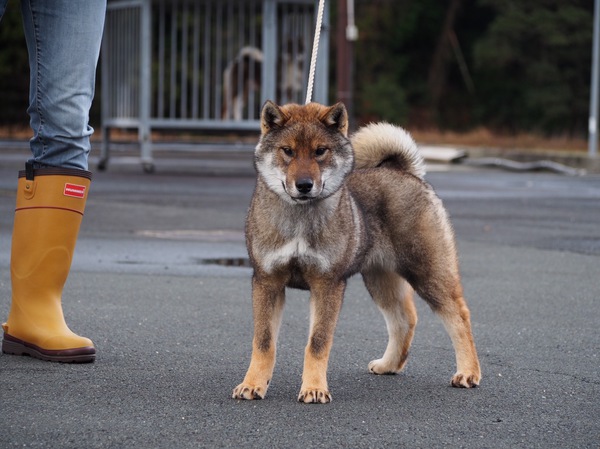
[420,145,598,175]
[457,146,600,174]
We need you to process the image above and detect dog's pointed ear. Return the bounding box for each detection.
[320,102,348,136]
[261,100,289,133]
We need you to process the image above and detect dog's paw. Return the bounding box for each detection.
[368,358,402,375]
[232,383,267,400]
[451,372,480,388]
[298,388,332,404]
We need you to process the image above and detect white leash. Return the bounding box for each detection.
[305,0,326,104]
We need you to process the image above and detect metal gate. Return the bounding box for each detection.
[100,0,330,171]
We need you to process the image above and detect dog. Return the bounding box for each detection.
[222,47,263,121]
[232,101,481,403]
[222,41,306,120]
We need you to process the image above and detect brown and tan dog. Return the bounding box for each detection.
[233,101,481,403]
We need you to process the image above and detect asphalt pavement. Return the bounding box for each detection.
[0,146,599,448]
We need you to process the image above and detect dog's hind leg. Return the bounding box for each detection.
[415,277,481,388]
[435,289,481,388]
[363,271,417,375]
[298,280,346,404]
[233,276,285,400]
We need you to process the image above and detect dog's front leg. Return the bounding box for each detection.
[298,280,346,404]
[233,276,285,400]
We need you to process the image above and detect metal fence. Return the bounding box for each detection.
[100,0,330,171]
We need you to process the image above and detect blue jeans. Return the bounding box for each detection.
[0,0,106,170]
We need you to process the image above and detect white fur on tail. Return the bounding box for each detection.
[351,123,425,179]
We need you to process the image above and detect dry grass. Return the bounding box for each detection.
[0,125,259,144]
[411,127,587,153]
[0,125,588,154]
[0,125,31,140]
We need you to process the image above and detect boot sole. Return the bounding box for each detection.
[2,333,95,363]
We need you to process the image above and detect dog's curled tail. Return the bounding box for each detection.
[351,123,425,179]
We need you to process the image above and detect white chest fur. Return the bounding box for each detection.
[259,235,331,274]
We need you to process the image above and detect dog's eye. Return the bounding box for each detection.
[315,147,328,157]
[281,147,294,157]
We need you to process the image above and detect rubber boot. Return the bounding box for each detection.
[2,164,96,363]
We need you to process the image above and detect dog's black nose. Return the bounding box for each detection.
[296,178,314,194]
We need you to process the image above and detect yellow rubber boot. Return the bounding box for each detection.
[2,165,95,363]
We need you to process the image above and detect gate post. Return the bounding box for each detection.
[262,0,277,105]
[139,0,153,171]
[313,0,329,104]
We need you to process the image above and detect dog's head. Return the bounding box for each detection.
[255,101,353,204]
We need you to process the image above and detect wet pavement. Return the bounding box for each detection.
[0,145,599,448]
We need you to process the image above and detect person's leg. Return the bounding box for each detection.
[2,0,106,362]
[20,0,106,169]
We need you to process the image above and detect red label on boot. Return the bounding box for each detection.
[64,183,86,199]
